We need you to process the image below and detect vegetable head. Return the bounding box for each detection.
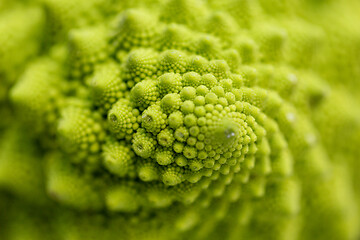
[1,0,360,239]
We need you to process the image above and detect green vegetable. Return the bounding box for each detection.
[0,0,360,239]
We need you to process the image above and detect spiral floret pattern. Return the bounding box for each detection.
[1,0,360,240]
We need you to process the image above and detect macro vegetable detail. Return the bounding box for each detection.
[0,0,360,240]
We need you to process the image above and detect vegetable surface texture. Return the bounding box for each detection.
[0,0,360,239]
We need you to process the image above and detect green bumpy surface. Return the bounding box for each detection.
[1,0,360,239]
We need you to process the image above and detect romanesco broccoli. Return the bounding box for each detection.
[0,0,360,239]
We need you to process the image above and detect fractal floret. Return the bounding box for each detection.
[0,0,360,240]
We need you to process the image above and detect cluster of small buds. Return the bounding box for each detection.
[2,0,360,239]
